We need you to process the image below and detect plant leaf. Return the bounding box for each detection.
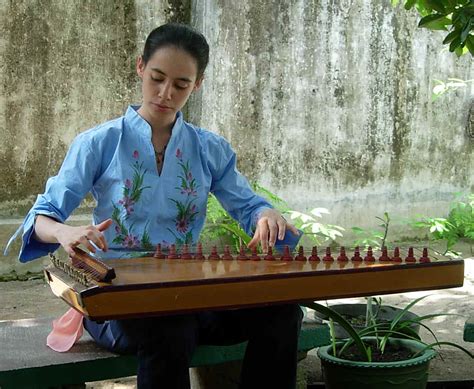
[302,302,370,361]
[390,295,429,331]
[443,29,460,44]
[418,14,451,30]
[404,0,417,10]
[413,341,474,358]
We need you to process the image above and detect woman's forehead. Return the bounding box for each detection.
[146,46,198,80]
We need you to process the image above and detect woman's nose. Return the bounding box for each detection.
[159,81,172,100]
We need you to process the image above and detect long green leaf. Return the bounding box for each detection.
[413,341,474,358]
[443,29,460,44]
[466,35,474,56]
[216,223,251,244]
[390,295,429,330]
[418,14,451,30]
[302,302,370,361]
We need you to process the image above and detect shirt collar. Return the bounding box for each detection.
[125,105,184,140]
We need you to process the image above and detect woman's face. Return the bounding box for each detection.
[137,46,202,126]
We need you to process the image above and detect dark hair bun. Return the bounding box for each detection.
[143,23,209,78]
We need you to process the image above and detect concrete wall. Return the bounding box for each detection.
[1,0,472,275]
[189,0,473,233]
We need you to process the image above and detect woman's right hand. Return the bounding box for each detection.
[56,219,113,256]
[34,216,113,257]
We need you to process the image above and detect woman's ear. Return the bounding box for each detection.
[136,56,145,79]
[193,75,204,92]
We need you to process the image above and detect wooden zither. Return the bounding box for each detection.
[44,244,465,321]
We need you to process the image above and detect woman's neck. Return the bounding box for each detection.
[137,106,175,148]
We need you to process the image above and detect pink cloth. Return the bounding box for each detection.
[46,308,84,352]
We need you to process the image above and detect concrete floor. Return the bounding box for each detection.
[1,256,473,388]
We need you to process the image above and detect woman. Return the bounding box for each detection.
[8,23,303,389]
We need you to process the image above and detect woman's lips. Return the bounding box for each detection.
[152,103,172,112]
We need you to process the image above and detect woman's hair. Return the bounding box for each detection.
[142,23,209,78]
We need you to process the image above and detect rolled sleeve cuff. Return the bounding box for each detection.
[13,211,62,263]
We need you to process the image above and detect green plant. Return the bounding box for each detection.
[288,208,345,246]
[411,193,474,255]
[202,183,346,250]
[431,77,474,101]
[351,212,391,249]
[200,193,251,250]
[304,296,473,362]
[392,0,474,56]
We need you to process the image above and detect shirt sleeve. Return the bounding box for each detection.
[207,136,272,236]
[7,133,99,262]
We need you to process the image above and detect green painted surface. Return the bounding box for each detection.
[0,323,329,388]
[464,316,474,342]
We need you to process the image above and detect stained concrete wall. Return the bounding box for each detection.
[1,0,473,275]
[189,0,473,233]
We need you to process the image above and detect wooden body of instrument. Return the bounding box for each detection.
[44,248,464,321]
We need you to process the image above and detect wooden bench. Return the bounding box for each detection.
[464,315,474,343]
[0,317,330,388]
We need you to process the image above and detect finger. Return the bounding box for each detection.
[259,220,269,252]
[65,245,77,257]
[287,223,300,236]
[83,240,97,253]
[267,219,278,248]
[87,220,112,251]
[247,229,260,249]
[277,218,286,240]
[79,230,96,253]
[86,229,107,251]
[87,231,107,252]
[97,232,108,252]
[96,218,113,232]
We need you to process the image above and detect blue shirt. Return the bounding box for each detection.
[8,106,273,262]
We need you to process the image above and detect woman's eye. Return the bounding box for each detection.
[176,84,188,90]
[151,77,164,82]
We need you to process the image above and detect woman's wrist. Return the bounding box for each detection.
[34,215,64,244]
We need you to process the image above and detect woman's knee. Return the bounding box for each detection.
[85,314,199,355]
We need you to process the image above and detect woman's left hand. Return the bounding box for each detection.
[248,208,299,253]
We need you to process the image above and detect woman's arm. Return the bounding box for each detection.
[34,215,112,257]
[207,136,299,252]
[8,131,106,262]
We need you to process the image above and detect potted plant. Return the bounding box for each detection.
[303,296,473,389]
[317,213,421,339]
[313,297,420,339]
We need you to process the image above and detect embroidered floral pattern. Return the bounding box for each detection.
[168,148,199,245]
[112,150,153,249]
